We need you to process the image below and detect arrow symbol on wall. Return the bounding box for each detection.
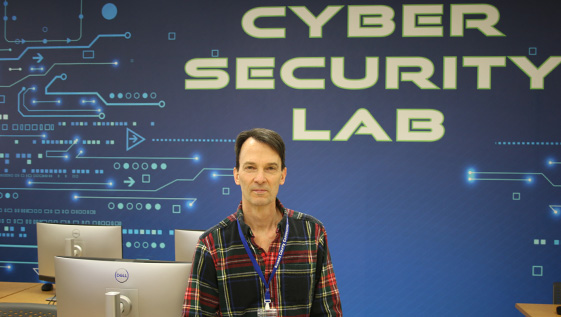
[124,177,135,187]
[126,128,146,151]
[32,53,43,63]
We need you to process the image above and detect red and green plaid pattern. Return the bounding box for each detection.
[182,200,342,316]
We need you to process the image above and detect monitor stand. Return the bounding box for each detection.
[105,291,133,317]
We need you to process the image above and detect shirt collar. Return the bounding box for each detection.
[236,199,288,238]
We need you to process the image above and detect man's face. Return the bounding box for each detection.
[234,138,286,210]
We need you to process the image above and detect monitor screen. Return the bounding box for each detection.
[54,256,191,317]
[174,229,204,262]
[37,223,122,283]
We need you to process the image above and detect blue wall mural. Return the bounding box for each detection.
[1,0,561,315]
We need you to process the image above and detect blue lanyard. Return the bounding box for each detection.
[237,215,289,309]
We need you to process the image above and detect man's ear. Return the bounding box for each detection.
[233,167,240,185]
[280,167,287,185]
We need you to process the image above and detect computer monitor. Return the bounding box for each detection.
[37,223,123,283]
[54,256,191,317]
[174,229,204,262]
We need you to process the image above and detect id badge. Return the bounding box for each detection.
[257,308,278,317]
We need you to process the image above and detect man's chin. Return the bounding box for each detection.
[247,198,273,207]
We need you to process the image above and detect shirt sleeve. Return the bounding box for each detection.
[311,226,343,316]
[182,237,220,317]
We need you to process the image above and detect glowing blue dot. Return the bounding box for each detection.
[11,15,15,21]
[3,16,7,21]
[102,3,117,20]
[160,163,167,170]
[109,93,115,99]
[155,204,161,211]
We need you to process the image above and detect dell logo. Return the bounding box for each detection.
[72,229,80,238]
[115,268,129,283]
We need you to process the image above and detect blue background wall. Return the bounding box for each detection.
[1,0,561,315]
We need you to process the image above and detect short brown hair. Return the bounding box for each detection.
[235,128,286,170]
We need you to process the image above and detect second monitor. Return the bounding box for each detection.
[37,222,122,283]
[174,229,204,262]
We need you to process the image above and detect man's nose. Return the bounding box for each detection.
[254,170,266,183]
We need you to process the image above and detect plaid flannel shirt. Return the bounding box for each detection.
[182,200,342,316]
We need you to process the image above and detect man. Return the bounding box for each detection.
[183,128,342,316]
